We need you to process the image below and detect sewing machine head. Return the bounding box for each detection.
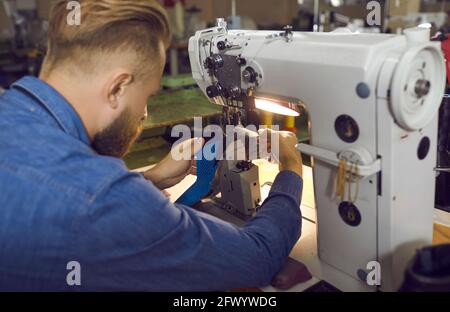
[189,20,304,127]
[189,19,444,129]
[188,19,446,291]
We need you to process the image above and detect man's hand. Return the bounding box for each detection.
[259,129,303,178]
[144,138,205,189]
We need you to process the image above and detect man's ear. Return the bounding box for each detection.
[107,73,134,109]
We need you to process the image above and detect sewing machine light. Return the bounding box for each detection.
[254,98,300,117]
[330,0,344,7]
[418,22,432,29]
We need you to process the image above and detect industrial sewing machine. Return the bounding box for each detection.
[186,19,446,292]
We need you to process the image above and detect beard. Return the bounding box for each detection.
[92,107,144,158]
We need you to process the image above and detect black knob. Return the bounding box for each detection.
[217,41,227,50]
[228,86,241,98]
[236,161,251,171]
[283,25,293,36]
[205,54,224,70]
[242,66,258,83]
[206,83,223,98]
[282,25,293,41]
[236,57,247,66]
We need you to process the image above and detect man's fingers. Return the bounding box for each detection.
[190,159,197,175]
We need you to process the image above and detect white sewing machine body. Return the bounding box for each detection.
[188,23,446,291]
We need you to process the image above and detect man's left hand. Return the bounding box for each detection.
[144,138,204,190]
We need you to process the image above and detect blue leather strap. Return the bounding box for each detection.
[175,140,220,206]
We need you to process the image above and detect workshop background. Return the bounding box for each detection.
[0,0,449,172]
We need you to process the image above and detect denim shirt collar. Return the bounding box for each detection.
[11,76,91,145]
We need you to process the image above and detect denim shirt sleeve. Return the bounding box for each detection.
[76,170,302,291]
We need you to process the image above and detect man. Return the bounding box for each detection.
[0,0,303,291]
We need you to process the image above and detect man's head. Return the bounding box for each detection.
[40,0,170,158]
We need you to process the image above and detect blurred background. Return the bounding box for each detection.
[0,0,449,170]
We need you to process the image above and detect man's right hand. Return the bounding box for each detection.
[259,129,303,178]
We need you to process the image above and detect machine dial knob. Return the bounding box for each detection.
[217,41,227,51]
[391,44,446,131]
[242,66,258,83]
[206,83,223,98]
[236,57,247,66]
[228,86,241,98]
[414,79,431,98]
[205,54,224,70]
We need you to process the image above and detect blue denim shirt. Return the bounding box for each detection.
[0,76,302,291]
